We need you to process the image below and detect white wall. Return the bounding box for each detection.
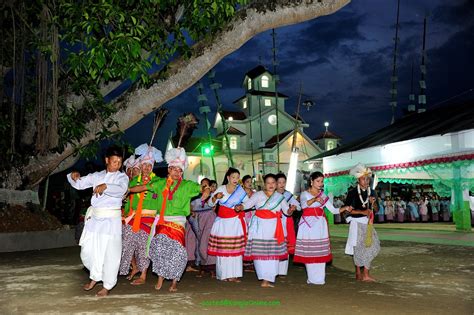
[323,129,474,173]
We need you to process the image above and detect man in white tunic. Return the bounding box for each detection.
[67,145,129,297]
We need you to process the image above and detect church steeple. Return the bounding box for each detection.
[234,65,288,118]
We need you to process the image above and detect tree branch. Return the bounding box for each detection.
[21,0,350,188]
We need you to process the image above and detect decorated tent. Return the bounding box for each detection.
[306,102,474,231]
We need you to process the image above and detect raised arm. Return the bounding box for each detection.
[67,172,95,190]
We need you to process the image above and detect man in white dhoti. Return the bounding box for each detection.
[67,145,129,297]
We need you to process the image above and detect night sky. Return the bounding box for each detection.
[123,0,474,156]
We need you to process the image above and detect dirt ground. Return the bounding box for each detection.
[0,238,473,315]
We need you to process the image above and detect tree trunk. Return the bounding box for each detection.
[2,0,350,190]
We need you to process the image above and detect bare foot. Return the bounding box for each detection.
[126,269,139,281]
[96,288,109,297]
[186,265,199,272]
[362,275,376,282]
[131,277,146,285]
[227,278,241,283]
[196,271,204,278]
[169,281,178,292]
[261,281,275,288]
[83,280,96,291]
[355,274,362,281]
[155,277,164,290]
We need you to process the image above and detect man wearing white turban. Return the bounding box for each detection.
[344,164,380,282]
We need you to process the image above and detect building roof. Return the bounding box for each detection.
[314,130,342,140]
[233,91,289,104]
[290,114,307,124]
[221,110,247,121]
[307,101,474,160]
[217,126,246,137]
[245,65,272,79]
[264,130,293,148]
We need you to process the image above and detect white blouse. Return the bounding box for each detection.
[300,191,340,215]
[242,191,290,215]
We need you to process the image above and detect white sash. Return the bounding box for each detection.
[345,216,368,255]
[80,206,121,246]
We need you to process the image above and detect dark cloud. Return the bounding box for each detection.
[432,0,474,26]
[122,0,473,153]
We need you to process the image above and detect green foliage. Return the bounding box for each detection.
[1,0,249,166]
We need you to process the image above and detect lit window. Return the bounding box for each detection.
[228,116,233,121]
[327,140,335,150]
[247,79,252,90]
[222,137,227,149]
[264,98,271,106]
[261,75,269,88]
[230,136,237,150]
[268,114,277,125]
[243,99,247,109]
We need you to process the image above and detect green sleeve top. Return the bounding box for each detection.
[123,174,160,216]
[146,177,201,217]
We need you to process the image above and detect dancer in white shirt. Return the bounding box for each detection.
[67,146,129,297]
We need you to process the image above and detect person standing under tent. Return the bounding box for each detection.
[67,145,129,297]
[207,168,248,282]
[419,196,429,222]
[407,197,420,221]
[430,195,440,221]
[293,171,351,285]
[384,196,394,222]
[376,196,385,223]
[344,164,380,282]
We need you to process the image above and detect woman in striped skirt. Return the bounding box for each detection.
[293,171,351,285]
[238,174,296,288]
[207,168,248,282]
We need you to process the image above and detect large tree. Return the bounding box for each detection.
[0,0,350,192]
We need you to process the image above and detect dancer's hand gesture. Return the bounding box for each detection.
[71,171,81,181]
[94,183,107,197]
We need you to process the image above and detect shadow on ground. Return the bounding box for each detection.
[0,238,473,314]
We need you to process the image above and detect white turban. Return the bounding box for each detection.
[349,163,372,179]
[135,143,163,165]
[165,147,188,170]
[123,156,140,171]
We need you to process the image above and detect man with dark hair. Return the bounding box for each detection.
[67,145,129,297]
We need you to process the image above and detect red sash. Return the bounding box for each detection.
[302,207,325,217]
[156,221,185,247]
[255,210,285,245]
[286,216,296,254]
[218,205,247,238]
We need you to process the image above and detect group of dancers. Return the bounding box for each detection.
[67,144,380,297]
